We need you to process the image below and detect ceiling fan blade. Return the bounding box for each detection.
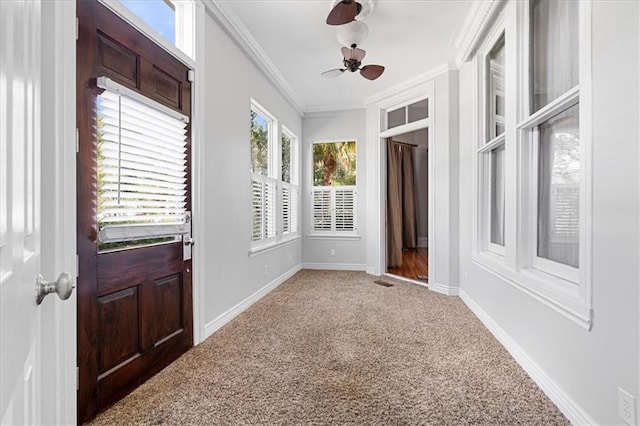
[321,68,346,78]
[326,1,358,26]
[341,46,366,61]
[360,65,385,80]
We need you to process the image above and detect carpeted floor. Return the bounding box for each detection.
[90,270,568,425]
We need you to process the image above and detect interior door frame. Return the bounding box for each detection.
[369,80,436,285]
[39,0,77,423]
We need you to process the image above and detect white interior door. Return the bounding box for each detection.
[1,1,76,424]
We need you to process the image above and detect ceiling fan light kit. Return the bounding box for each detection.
[323,0,385,81]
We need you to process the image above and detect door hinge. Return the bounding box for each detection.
[75,128,79,153]
[75,17,79,41]
[187,69,195,82]
[76,367,79,390]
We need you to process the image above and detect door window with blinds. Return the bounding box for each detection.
[96,77,189,251]
[311,141,357,233]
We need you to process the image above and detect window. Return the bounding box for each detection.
[478,30,506,255]
[524,0,580,278]
[281,127,299,236]
[249,100,299,250]
[387,99,429,129]
[114,0,194,59]
[472,0,590,328]
[250,101,276,246]
[96,77,189,251]
[311,141,357,233]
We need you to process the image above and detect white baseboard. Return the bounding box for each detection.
[459,289,596,426]
[418,237,429,248]
[301,262,367,271]
[365,266,378,276]
[429,282,459,296]
[204,264,302,339]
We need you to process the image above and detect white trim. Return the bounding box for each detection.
[204,264,302,339]
[452,0,505,68]
[384,273,429,290]
[429,282,460,296]
[202,1,305,117]
[41,1,77,422]
[380,118,429,139]
[306,234,361,241]
[98,0,196,69]
[191,0,206,345]
[459,288,597,426]
[301,263,366,271]
[366,65,448,108]
[471,255,591,330]
[365,266,377,276]
[249,236,300,257]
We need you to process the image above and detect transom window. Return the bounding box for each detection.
[311,141,357,233]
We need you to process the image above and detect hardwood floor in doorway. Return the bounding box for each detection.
[387,248,428,282]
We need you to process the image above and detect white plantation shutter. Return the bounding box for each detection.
[251,174,277,244]
[312,186,356,232]
[281,182,300,236]
[96,79,189,242]
[335,189,355,231]
[312,189,332,231]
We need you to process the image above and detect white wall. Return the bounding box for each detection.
[458,1,640,424]
[301,109,367,269]
[201,10,303,326]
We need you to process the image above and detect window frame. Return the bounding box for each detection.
[99,0,196,66]
[280,126,299,239]
[476,21,507,258]
[472,0,593,329]
[309,140,358,236]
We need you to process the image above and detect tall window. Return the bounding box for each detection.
[526,0,580,276]
[281,127,299,236]
[249,100,298,249]
[311,141,357,233]
[478,31,506,254]
[250,101,276,246]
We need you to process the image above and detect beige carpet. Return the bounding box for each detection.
[90,270,568,425]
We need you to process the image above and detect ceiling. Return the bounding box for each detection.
[220,0,473,114]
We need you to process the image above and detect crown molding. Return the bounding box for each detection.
[364,64,450,106]
[304,103,366,115]
[203,0,306,117]
[452,0,504,69]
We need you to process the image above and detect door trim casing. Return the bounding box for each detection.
[39,0,77,424]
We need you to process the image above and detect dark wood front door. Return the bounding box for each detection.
[76,1,193,422]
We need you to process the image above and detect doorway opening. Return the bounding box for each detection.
[385,128,429,283]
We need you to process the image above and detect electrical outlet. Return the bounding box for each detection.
[618,387,636,425]
[264,264,268,276]
[330,248,335,256]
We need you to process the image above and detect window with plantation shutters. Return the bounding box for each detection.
[281,182,299,236]
[251,175,277,243]
[311,141,357,234]
[96,77,189,249]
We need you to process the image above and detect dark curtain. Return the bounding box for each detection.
[387,139,418,268]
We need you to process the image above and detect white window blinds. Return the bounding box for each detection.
[96,80,189,241]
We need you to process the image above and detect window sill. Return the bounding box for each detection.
[249,235,300,257]
[471,252,592,330]
[306,233,361,241]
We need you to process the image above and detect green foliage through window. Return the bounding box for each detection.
[251,109,269,176]
[313,141,356,186]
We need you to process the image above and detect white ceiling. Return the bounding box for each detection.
[220,0,473,113]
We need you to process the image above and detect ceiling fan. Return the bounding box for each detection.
[321,44,385,81]
[326,0,362,26]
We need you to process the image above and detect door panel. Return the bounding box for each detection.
[77,0,193,422]
[0,0,42,423]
